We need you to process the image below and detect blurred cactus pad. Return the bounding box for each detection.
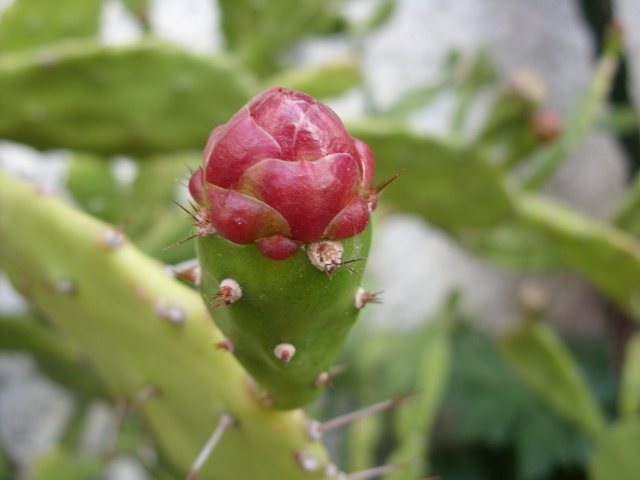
[2,1,640,480]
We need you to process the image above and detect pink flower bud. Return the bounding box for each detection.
[189,87,376,260]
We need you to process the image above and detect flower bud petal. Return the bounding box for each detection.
[205,114,281,189]
[188,167,205,205]
[323,196,369,240]
[206,184,291,243]
[237,154,359,243]
[354,138,375,191]
[292,103,360,162]
[249,88,310,160]
[203,125,225,164]
[256,235,300,260]
[190,87,378,259]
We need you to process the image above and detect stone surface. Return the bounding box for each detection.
[0,354,74,467]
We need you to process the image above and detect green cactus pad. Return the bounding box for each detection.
[515,193,640,319]
[0,171,330,480]
[347,121,512,230]
[0,0,101,52]
[196,228,372,410]
[0,40,255,156]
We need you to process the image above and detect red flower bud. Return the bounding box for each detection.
[189,87,376,260]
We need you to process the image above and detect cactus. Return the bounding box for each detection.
[188,87,379,409]
[514,193,640,318]
[0,0,101,51]
[0,170,332,480]
[0,40,255,156]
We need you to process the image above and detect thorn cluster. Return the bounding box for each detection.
[207,278,242,309]
[274,343,296,364]
[354,287,383,309]
[307,240,364,276]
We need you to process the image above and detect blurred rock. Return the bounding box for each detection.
[0,354,74,467]
[357,0,627,332]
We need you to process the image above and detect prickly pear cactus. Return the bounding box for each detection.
[188,87,380,409]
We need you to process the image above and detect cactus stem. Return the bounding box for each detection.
[293,449,321,472]
[314,372,332,387]
[207,279,242,309]
[99,227,126,250]
[56,280,76,294]
[339,462,411,480]
[129,384,160,411]
[354,288,383,309]
[324,463,339,477]
[37,49,58,68]
[185,413,237,480]
[308,392,419,440]
[260,390,274,406]
[216,338,235,353]
[154,299,186,325]
[274,343,296,364]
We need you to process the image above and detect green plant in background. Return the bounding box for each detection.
[1,1,640,480]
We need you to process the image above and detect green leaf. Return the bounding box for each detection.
[364,0,397,32]
[619,332,640,418]
[444,324,589,480]
[348,121,511,230]
[120,0,151,29]
[522,24,622,190]
[589,418,640,480]
[499,319,606,439]
[383,303,453,480]
[613,169,640,238]
[0,40,255,156]
[598,104,638,135]
[0,0,102,52]
[386,50,463,116]
[386,80,451,116]
[349,0,397,34]
[474,79,544,169]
